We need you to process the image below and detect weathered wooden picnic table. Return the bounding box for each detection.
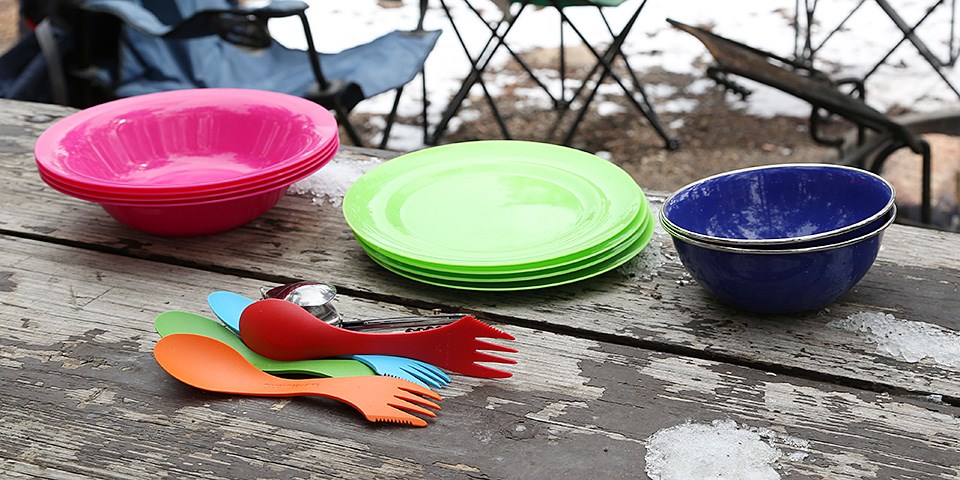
[2,97,959,479]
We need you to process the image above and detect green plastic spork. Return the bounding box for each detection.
[154,311,376,378]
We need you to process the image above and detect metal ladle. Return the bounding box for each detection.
[260,281,463,331]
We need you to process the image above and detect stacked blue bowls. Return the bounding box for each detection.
[660,164,896,313]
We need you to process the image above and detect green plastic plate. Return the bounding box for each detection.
[355,186,650,275]
[356,203,650,281]
[358,207,656,291]
[343,141,643,269]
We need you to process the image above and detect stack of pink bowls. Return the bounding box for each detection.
[34,88,339,236]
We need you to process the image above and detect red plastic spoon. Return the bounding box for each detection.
[240,299,517,378]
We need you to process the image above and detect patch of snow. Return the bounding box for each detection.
[287,157,382,207]
[645,419,809,480]
[828,311,960,367]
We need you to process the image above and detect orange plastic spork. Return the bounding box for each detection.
[154,333,442,427]
[239,298,518,378]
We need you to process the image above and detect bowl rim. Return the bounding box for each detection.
[34,88,337,191]
[662,204,896,254]
[661,163,896,246]
[37,144,335,204]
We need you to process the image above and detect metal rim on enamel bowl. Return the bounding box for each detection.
[662,205,896,255]
[660,164,896,247]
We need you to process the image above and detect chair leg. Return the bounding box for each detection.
[471,1,560,106]
[429,0,526,144]
[794,0,867,66]
[920,139,933,225]
[863,0,960,99]
[798,0,960,98]
[558,10,567,109]
[421,66,430,145]
[549,0,678,149]
[809,107,846,155]
[550,5,630,117]
[419,0,430,146]
[439,60,512,142]
[870,138,933,225]
[379,87,404,150]
[561,62,677,150]
[334,103,364,147]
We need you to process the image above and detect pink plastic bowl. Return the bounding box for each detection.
[34,88,340,236]
[35,88,338,194]
[37,138,337,204]
[100,186,288,237]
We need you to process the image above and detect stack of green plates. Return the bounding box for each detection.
[342,141,655,291]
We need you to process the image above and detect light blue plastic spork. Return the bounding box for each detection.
[207,291,451,390]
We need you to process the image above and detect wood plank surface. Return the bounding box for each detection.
[2,99,959,404]
[2,235,959,479]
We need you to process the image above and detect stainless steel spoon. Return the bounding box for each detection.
[260,281,462,332]
[261,282,340,325]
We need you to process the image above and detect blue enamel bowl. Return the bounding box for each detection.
[666,207,895,313]
[662,164,895,247]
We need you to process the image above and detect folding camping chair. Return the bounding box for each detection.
[2,0,441,149]
[668,18,933,224]
[429,0,678,149]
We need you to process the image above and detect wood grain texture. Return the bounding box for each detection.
[1,235,959,479]
[3,97,958,404]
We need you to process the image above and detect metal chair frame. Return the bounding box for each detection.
[428,0,678,149]
[793,0,960,99]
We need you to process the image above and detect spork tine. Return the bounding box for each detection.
[154,334,442,427]
[207,291,451,389]
[240,299,518,378]
[349,355,451,390]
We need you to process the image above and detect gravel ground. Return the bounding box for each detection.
[0,0,17,48]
